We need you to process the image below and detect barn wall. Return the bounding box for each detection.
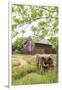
[35,44,52,54]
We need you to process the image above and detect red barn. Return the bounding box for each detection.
[35,39,52,54]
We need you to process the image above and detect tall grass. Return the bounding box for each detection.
[12,60,20,67]
[12,65,37,80]
[12,70,58,85]
[22,55,36,65]
[12,54,58,85]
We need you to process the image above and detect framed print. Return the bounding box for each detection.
[8,1,58,87]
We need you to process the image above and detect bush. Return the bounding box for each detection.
[12,37,30,54]
[12,38,25,53]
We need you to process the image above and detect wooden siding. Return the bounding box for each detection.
[35,43,52,54]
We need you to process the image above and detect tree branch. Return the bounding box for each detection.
[17,16,58,29]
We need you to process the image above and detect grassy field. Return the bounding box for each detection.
[12,54,58,85]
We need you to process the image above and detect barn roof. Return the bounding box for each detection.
[35,39,51,45]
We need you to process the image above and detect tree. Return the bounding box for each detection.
[11,5,58,49]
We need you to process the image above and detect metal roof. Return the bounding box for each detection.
[35,39,51,45]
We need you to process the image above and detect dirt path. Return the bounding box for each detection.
[19,59,27,66]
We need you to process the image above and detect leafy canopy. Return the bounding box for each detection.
[12,5,58,48]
